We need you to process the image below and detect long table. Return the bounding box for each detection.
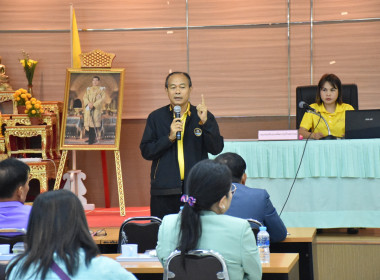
[91,227,315,245]
[212,139,380,228]
[106,253,300,280]
[0,253,299,280]
[271,227,317,280]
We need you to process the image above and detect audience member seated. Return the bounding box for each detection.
[215,152,288,242]
[156,159,262,280]
[0,158,31,236]
[6,190,137,280]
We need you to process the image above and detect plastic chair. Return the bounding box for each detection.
[73,99,82,108]
[0,228,26,248]
[117,216,161,253]
[164,249,230,280]
[296,84,359,129]
[247,219,263,241]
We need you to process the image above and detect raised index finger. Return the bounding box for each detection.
[201,94,206,106]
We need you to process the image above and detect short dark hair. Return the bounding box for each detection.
[6,190,99,279]
[316,73,342,105]
[0,158,30,198]
[165,72,192,88]
[214,152,246,183]
[93,76,100,81]
[178,160,231,261]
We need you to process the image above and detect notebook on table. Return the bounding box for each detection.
[345,110,380,139]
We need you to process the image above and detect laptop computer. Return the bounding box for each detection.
[345,109,380,139]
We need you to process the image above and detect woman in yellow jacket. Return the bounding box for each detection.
[299,73,354,140]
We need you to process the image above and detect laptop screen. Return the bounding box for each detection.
[345,110,380,139]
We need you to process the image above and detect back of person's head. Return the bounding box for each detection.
[316,73,343,105]
[6,189,99,280]
[164,72,192,88]
[0,158,30,199]
[179,159,231,257]
[214,152,246,183]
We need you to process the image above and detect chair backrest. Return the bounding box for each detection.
[164,249,230,280]
[0,228,26,248]
[73,99,82,108]
[0,263,6,280]
[247,219,263,241]
[296,84,359,129]
[117,216,161,253]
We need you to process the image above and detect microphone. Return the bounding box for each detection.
[298,101,316,112]
[299,102,335,139]
[173,105,181,140]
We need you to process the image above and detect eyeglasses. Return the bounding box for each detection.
[230,184,237,196]
[90,228,107,237]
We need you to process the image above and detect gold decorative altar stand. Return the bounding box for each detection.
[0,96,64,194]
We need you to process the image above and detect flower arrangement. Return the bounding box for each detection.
[13,88,32,106]
[25,97,44,118]
[19,50,38,87]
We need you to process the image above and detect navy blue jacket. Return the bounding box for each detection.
[140,104,224,195]
[225,183,287,242]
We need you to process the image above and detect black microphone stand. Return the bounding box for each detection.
[306,109,337,140]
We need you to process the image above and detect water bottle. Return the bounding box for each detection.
[257,226,270,264]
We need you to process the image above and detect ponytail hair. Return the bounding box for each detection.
[178,159,231,259]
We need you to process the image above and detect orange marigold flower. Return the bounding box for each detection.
[31,110,36,114]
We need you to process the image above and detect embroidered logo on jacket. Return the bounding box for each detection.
[194,128,202,136]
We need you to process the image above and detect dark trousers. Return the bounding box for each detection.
[88,127,100,144]
[150,194,182,220]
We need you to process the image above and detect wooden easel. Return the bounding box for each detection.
[54,150,125,215]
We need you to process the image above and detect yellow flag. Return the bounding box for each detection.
[72,8,82,68]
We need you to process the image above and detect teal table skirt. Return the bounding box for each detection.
[211,139,380,228]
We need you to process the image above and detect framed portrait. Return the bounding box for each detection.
[60,68,125,150]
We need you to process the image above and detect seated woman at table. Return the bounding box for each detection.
[299,73,354,140]
[6,190,137,280]
[156,159,262,280]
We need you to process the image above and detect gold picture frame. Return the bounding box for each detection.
[60,68,125,150]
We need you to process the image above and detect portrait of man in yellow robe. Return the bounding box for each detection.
[83,76,105,144]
